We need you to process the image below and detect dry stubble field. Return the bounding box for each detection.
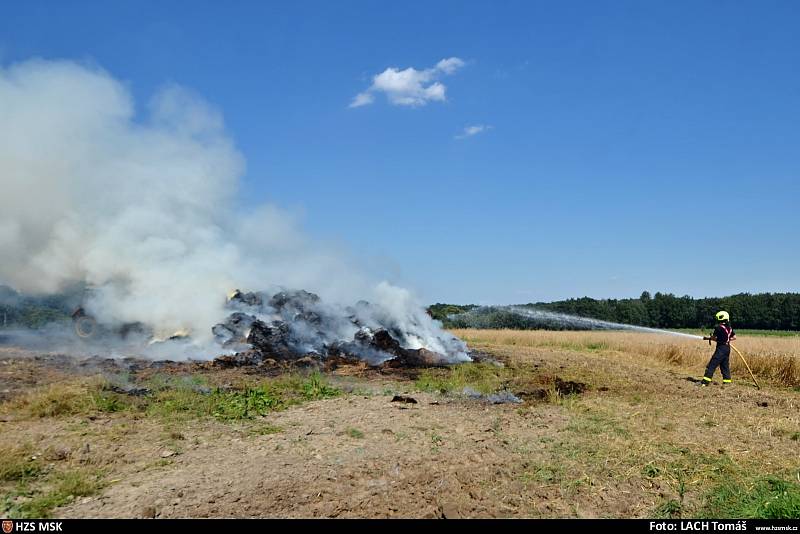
[1,330,798,518]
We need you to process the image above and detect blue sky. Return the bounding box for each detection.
[2,0,799,304]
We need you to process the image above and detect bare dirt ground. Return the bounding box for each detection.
[1,332,798,519]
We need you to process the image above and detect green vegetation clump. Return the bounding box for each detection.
[0,371,344,518]
[415,363,510,394]
[702,477,800,519]
[345,428,364,439]
[0,445,42,482]
[4,372,342,422]
[146,372,341,421]
[641,447,800,519]
[4,380,135,418]
[3,469,104,519]
[0,284,77,329]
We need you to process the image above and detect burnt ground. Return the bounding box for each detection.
[1,339,799,519]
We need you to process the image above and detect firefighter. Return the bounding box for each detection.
[699,311,736,386]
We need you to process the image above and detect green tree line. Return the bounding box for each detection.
[430,292,800,331]
[0,285,77,329]
[5,285,799,331]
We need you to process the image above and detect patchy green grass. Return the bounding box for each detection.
[2,469,105,519]
[346,428,364,439]
[415,363,511,395]
[91,392,131,413]
[566,408,630,438]
[147,373,341,421]
[209,387,287,421]
[0,444,43,482]
[519,462,564,485]
[2,372,342,423]
[641,447,800,519]
[701,476,800,519]
[416,360,590,405]
[2,380,134,418]
[249,424,283,436]
[144,387,211,419]
[298,372,341,400]
[0,367,341,498]
[536,399,785,519]
[656,498,685,519]
[209,373,341,421]
[0,375,160,420]
[642,463,661,479]
[652,450,738,493]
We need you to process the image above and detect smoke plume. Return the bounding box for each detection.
[0,59,467,361]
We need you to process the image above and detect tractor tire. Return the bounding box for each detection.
[74,316,98,339]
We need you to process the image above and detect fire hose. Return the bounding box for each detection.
[731,344,760,390]
[704,336,760,389]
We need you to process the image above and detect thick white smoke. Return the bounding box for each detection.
[0,58,466,360]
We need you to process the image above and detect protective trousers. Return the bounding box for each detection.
[703,345,731,383]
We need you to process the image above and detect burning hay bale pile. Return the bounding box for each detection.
[211,289,469,369]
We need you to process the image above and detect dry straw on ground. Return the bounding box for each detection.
[452,329,800,387]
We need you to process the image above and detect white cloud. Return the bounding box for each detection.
[350,91,374,108]
[435,57,465,75]
[455,124,491,139]
[350,57,465,108]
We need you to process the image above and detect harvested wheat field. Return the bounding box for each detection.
[1,330,798,519]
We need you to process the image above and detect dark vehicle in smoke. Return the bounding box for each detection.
[70,305,149,340]
[69,286,159,341]
[71,306,98,339]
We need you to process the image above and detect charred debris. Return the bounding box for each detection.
[211,290,468,370]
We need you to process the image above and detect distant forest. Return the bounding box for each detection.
[429,292,800,331]
[3,285,800,331]
[0,285,81,329]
